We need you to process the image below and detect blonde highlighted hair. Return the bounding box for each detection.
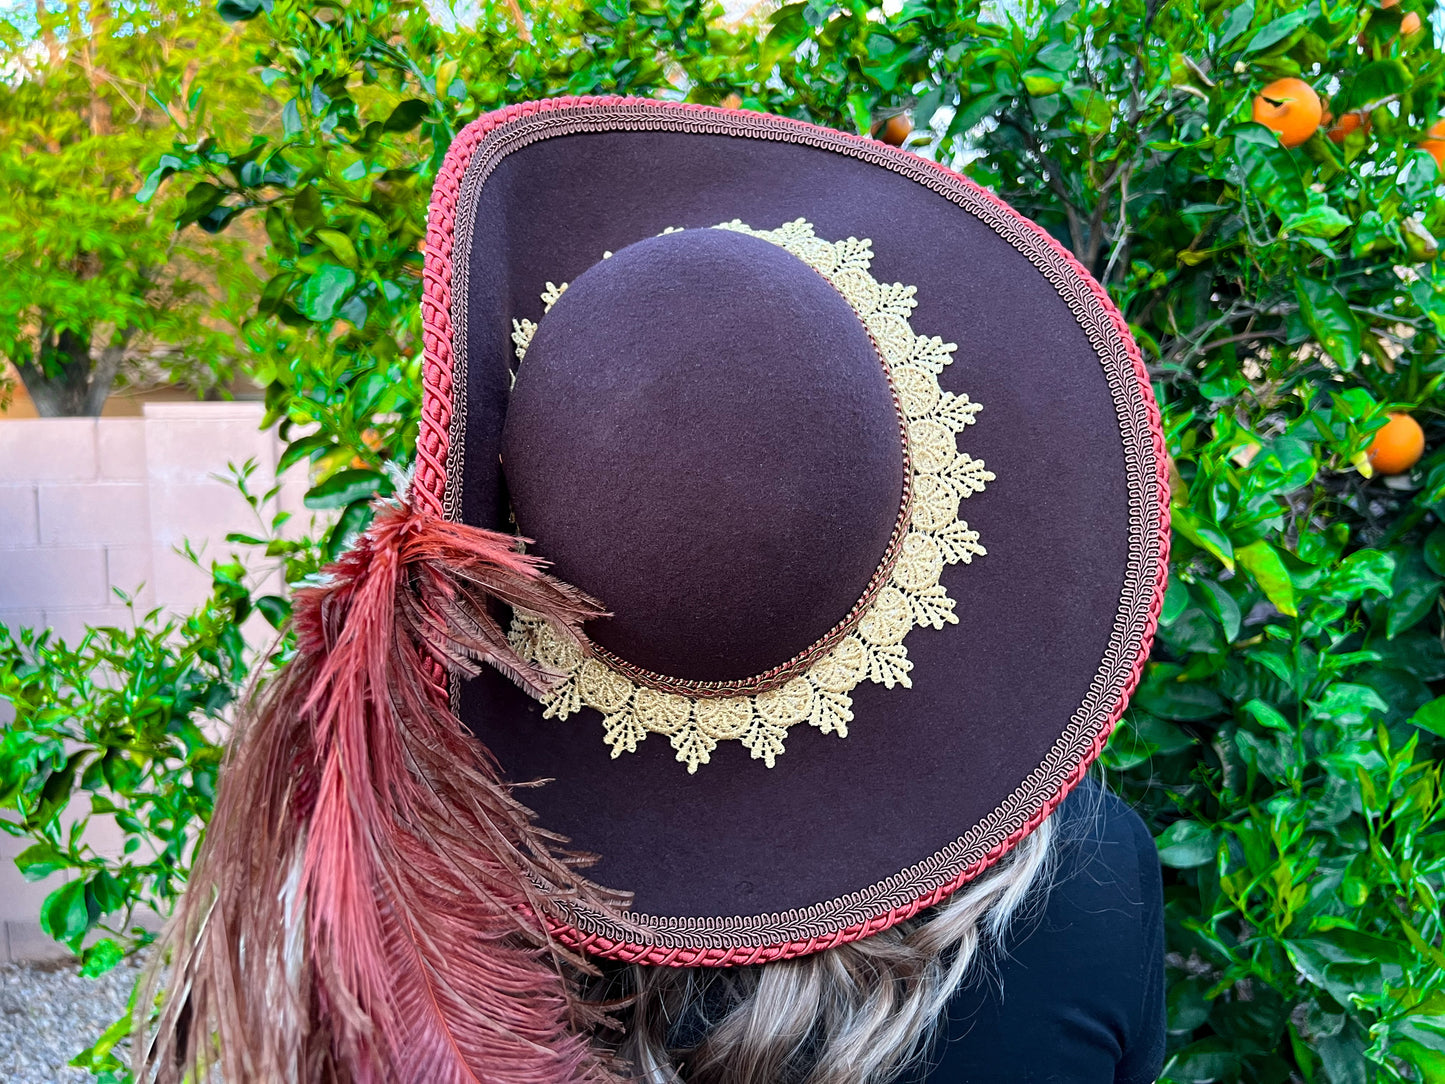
[591,814,1057,1084]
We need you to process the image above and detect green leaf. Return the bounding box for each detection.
[1161,577,1190,626]
[1325,550,1395,601]
[1410,695,1445,739]
[1165,1038,1241,1082]
[1352,210,1401,257]
[296,264,357,323]
[1318,1030,1369,1084]
[1280,194,1351,240]
[1243,698,1291,732]
[136,154,184,203]
[1396,1040,1445,1081]
[1172,506,1236,570]
[1387,550,1440,638]
[315,229,358,268]
[14,843,69,881]
[1338,59,1410,113]
[176,182,225,228]
[1156,819,1216,868]
[762,2,809,52]
[1310,683,1389,724]
[1199,579,1242,642]
[383,99,429,133]
[950,92,1006,135]
[1035,41,1078,71]
[293,185,323,232]
[1425,527,1445,577]
[1237,540,1297,616]
[1217,1,1255,48]
[304,467,384,510]
[277,432,336,473]
[1022,70,1063,96]
[1135,679,1225,720]
[255,594,291,630]
[1296,278,1363,370]
[1399,1014,1445,1053]
[1247,435,1317,498]
[40,880,89,943]
[216,0,268,22]
[79,938,123,978]
[281,98,302,138]
[1235,123,1306,216]
[1166,975,1213,1033]
[325,499,375,560]
[86,870,126,915]
[70,990,136,1069]
[1244,9,1311,53]
[1063,86,1112,132]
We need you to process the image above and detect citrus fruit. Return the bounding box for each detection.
[1252,78,1323,147]
[720,93,742,111]
[1327,111,1369,143]
[1367,413,1426,475]
[872,113,913,146]
[1402,11,1422,34]
[1420,119,1445,170]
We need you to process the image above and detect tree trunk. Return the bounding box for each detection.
[16,326,119,417]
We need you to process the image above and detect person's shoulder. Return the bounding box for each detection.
[1040,777,1161,926]
[1002,776,1165,1043]
[1055,776,1157,860]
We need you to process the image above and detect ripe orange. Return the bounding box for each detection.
[1420,119,1445,170]
[1367,413,1426,475]
[1253,78,1323,147]
[1402,11,1422,34]
[872,113,913,146]
[1327,111,1369,143]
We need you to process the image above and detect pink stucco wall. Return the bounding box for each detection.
[0,402,308,960]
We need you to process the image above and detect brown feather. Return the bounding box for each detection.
[136,496,634,1084]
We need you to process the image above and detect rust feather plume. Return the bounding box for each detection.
[137,496,629,1084]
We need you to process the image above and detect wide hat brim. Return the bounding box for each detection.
[416,97,1168,966]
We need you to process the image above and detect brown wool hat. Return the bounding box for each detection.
[414,95,1170,968]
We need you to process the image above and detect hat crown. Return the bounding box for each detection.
[501,227,905,683]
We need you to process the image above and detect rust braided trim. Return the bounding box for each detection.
[418,96,1170,967]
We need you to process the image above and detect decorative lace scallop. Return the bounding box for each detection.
[507,219,992,773]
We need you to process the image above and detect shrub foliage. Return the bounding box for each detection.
[4,0,1445,1081]
[0,0,269,415]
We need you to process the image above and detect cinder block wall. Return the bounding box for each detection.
[0,402,308,961]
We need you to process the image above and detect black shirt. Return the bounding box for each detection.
[899,780,1166,1084]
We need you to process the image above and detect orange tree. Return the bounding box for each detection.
[6,0,1445,1081]
[779,1,1445,1080]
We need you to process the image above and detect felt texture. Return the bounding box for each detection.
[454,127,1131,922]
[502,228,904,681]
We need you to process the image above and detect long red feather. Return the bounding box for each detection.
[136,496,632,1083]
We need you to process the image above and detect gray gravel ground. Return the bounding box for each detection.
[0,955,146,1083]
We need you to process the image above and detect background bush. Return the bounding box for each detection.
[0,0,272,415]
[5,0,1445,1081]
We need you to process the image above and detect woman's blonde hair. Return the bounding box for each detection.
[594,814,1057,1084]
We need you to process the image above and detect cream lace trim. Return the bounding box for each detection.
[507,219,992,772]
